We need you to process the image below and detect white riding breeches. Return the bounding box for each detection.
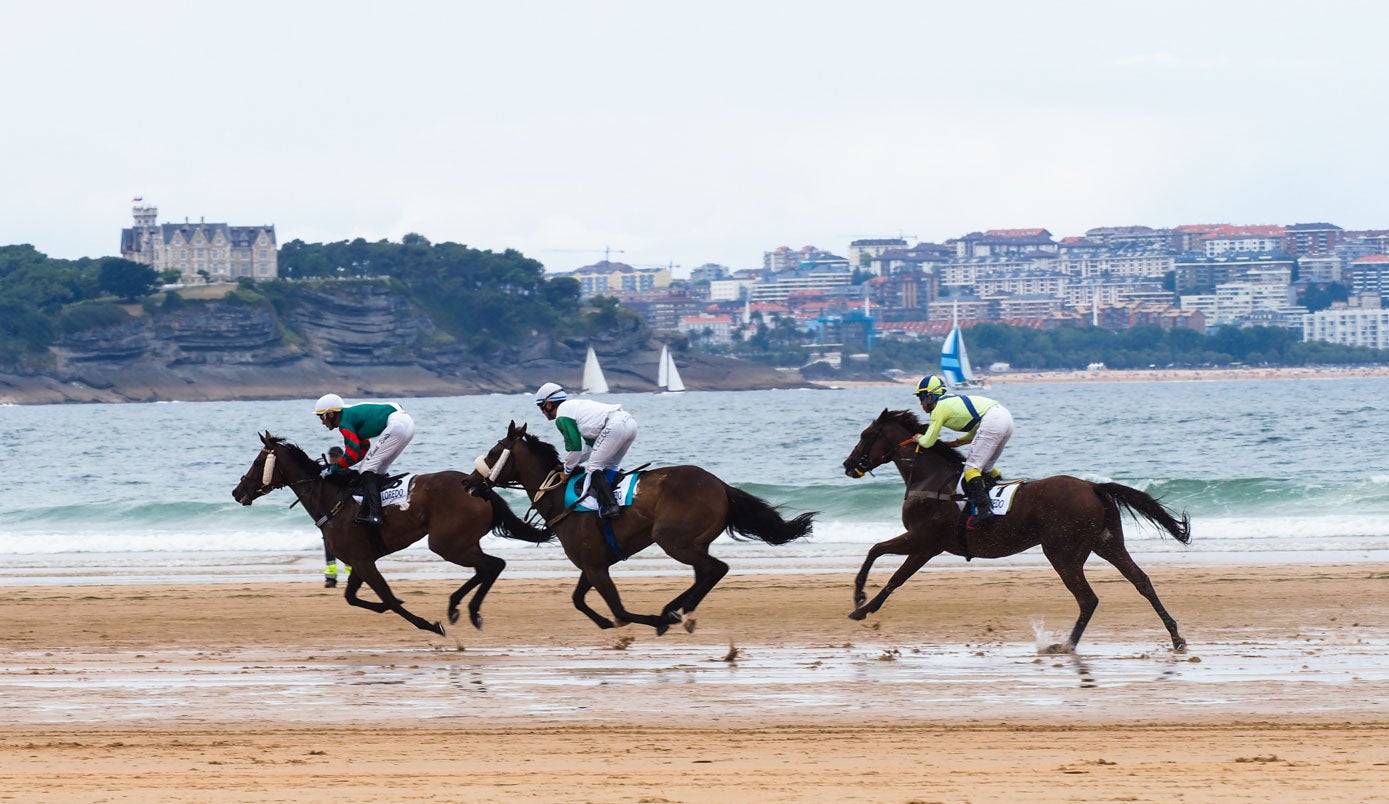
[357,410,415,474]
[586,411,637,471]
[965,405,1014,475]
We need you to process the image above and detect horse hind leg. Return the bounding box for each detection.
[1042,546,1099,653]
[571,575,617,629]
[1094,541,1185,651]
[445,553,505,630]
[658,552,729,634]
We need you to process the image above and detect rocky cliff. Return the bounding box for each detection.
[0,283,807,404]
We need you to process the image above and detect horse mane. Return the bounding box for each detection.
[264,433,323,474]
[879,409,966,467]
[520,431,562,467]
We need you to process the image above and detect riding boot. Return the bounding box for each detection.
[966,475,996,530]
[985,467,1003,487]
[355,471,384,526]
[589,470,621,519]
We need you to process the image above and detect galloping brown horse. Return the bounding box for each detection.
[843,409,1191,652]
[232,432,552,635]
[473,422,816,635]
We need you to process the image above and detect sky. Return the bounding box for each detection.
[3,1,1387,276]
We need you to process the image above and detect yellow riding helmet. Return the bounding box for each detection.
[915,375,948,400]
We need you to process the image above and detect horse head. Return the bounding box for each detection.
[232,432,321,505]
[473,420,528,489]
[843,409,964,479]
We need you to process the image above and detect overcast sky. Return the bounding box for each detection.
[3,1,1386,274]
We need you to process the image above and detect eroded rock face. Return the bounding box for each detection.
[10,283,809,404]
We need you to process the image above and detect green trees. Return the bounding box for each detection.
[869,322,1387,373]
[97,258,160,302]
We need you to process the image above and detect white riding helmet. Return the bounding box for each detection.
[534,382,567,405]
[313,393,345,414]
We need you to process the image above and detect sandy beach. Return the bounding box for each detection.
[5,562,1389,801]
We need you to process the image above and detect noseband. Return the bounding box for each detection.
[848,421,913,477]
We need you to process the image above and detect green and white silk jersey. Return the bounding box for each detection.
[552,398,627,470]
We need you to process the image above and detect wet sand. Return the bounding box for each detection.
[5,563,1389,801]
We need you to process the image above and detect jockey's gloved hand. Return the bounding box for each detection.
[320,465,337,478]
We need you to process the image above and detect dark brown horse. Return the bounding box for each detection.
[473,421,816,635]
[232,432,552,635]
[842,409,1190,652]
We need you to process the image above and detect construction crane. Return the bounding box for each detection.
[540,246,626,264]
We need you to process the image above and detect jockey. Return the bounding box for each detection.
[313,393,416,526]
[534,382,638,519]
[913,375,1015,530]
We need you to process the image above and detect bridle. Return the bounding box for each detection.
[846,419,916,478]
[474,437,567,525]
[238,444,321,501]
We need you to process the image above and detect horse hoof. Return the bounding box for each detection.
[664,610,685,625]
[1040,642,1073,655]
[847,609,868,621]
[613,619,629,628]
[1173,637,1187,652]
[429,621,446,636]
[448,609,461,626]
[655,622,670,637]
[470,612,484,631]
[853,593,866,608]
[683,615,697,634]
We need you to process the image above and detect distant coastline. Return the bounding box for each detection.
[823,364,1389,389]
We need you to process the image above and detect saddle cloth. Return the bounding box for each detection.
[564,470,641,512]
[953,477,1024,516]
[351,474,414,511]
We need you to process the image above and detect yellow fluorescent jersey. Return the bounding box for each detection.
[918,394,1000,448]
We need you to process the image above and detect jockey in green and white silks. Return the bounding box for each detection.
[313,393,416,526]
[534,382,638,519]
[913,375,1015,529]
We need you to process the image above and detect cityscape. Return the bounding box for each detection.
[120,204,1389,356]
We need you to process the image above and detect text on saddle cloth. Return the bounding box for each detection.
[953,477,1024,516]
[564,470,641,512]
[351,474,414,511]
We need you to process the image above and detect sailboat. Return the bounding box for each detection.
[656,344,685,393]
[582,345,609,394]
[940,302,987,389]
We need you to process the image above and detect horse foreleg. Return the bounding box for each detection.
[582,564,671,636]
[446,554,505,630]
[848,550,935,620]
[570,575,616,629]
[1095,543,1185,651]
[853,532,920,609]
[348,562,445,636]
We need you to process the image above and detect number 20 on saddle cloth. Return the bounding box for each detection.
[565,470,641,512]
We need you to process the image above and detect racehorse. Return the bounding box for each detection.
[232,432,553,635]
[472,421,816,635]
[842,409,1191,652]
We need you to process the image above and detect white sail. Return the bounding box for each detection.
[658,345,669,389]
[940,303,975,386]
[582,346,609,394]
[662,346,685,393]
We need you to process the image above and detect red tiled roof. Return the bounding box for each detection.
[1352,254,1389,263]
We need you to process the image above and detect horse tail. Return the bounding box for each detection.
[1092,482,1192,545]
[723,484,816,545]
[479,484,554,544]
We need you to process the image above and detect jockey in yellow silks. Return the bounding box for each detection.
[913,375,1015,529]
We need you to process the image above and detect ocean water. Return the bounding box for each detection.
[2,377,1388,584]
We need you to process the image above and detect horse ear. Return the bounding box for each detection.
[507,420,518,436]
[260,431,274,445]
[517,422,528,436]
